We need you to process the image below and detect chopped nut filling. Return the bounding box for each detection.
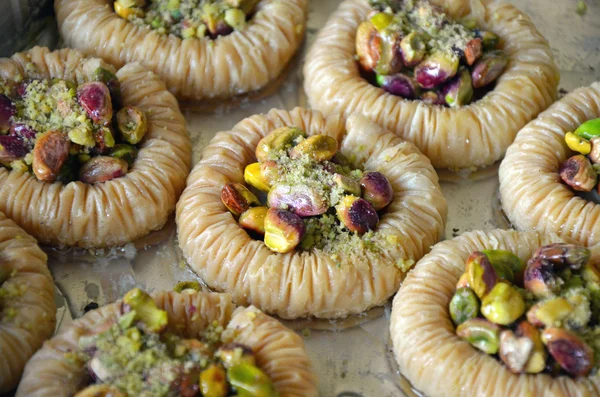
[0,67,146,184]
[357,0,508,106]
[114,0,259,39]
[450,244,600,377]
[74,288,278,397]
[222,126,408,270]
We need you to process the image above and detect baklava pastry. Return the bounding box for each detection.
[176,107,447,319]
[17,288,317,397]
[54,0,307,101]
[500,83,600,248]
[0,47,191,248]
[0,211,56,393]
[390,229,600,397]
[303,0,558,170]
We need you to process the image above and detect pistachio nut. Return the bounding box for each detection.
[376,72,421,99]
[499,330,534,374]
[92,67,121,106]
[263,208,305,253]
[259,160,280,185]
[456,318,501,354]
[239,206,268,236]
[560,154,597,191]
[221,183,260,216]
[333,173,361,196]
[79,156,129,184]
[370,12,393,32]
[173,281,202,293]
[541,327,595,376]
[200,364,229,397]
[482,249,523,284]
[267,184,328,217]
[526,297,573,328]
[335,195,379,234]
[0,94,16,133]
[565,131,591,155]
[465,251,498,299]
[32,130,70,182]
[117,105,147,145]
[464,38,483,66]
[524,256,561,298]
[588,137,600,164]
[109,144,139,166]
[515,321,547,373]
[414,51,459,89]
[359,171,393,210]
[481,282,526,325]
[375,30,404,75]
[227,362,278,397]
[475,30,500,50]
[420,90,445,106]
[532,243,591,270]
[399,31,426,68]
[442,68,474,108]
[449,287,480,325]
[574,118,600,141]
[471,50,509,88]
[456,273,470,289]
[77,82,113,125]
[114,1,145,19]
[122,288,168,333]
[356,20,382,72]
[255,126,306,162]
[289,134,337,162]
[244,162,271,192]
[94,125,116,153]
[0,135,28,164]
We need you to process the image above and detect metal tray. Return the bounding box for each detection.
[5,0,600,395]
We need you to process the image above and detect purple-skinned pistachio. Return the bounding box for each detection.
[0,94,16,133]
[268,184,328,217]
[524,256,561,298]
[9,123,36,148]
[400,31,426,68]
[532,243,590,270]
[475,30,500,50]
[77,82,113,125]
[414,51,459,89]
[471,50,509,88]
[542,328,595,376]
[376,73,421,99]
[442,68,474,108]
[559,154,597,192]
[360,171,393,210]
[263,208,306,253]
[0,135,28,163]
[335,195,379,234]
[32,130,71,182]
[79,156,129,184]
[420,90,446,106]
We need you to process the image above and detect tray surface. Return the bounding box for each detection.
[4,0,600,395]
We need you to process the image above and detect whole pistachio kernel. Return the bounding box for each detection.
[289,134,338,162]
[414,51,459,89]
[481,282,525,325]
[221,183,260,216]
[335,195,379,234]
[515,320,547,374]
[482,249,524,284]
[117,105,147,145]
[449,287,480,325]
[216,343,256,369]
[244,162,271,192]
[32,130,70,182]
[355,20,382,72]
[239,206,269,236]
[68,125,96,147]
[263,208,305,253]
[526,297,573,328]
[360,171,393,210]
[79,156,128,184]
[542,328,595,376]
[498,330,534,374]
[565,131,591,155]
[574,118,600,141]
[255,126,306,162]
[77,82,113,125]
[560,155,596,192]
[109,144,138,166]
[456,318,501,354]
[465,251,498,299]
[200,364,229,397]
[227,362,278,397]
[471,50,509,88]
[122,288,168,333]
[532,243,591,270]
[267,184,328,217]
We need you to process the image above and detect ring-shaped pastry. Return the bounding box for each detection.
[390,229,600,396]
[0,47,191,248]
[500,83,600,248]
[16,290,317,397]
[176,107,447,319]
[0,211,56,393]
[54,0,308,102]
[303,0,559,170]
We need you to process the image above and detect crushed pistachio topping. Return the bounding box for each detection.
[114,0,259,39]
[76,288,278,397]
[0,66,146,184]
[450,245,600,377]
[357,0,508,107]
[221,126,408,271]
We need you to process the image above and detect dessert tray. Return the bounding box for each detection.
[1,0,600,395]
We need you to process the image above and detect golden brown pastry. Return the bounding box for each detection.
[176,107,447,319]
[500,83,600,249]
[390,229,600,397]
[16,289,317,397]
[0,211,56,393]
[0,47,191,248]
[54,0,308,102]
[303,0,559,170]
